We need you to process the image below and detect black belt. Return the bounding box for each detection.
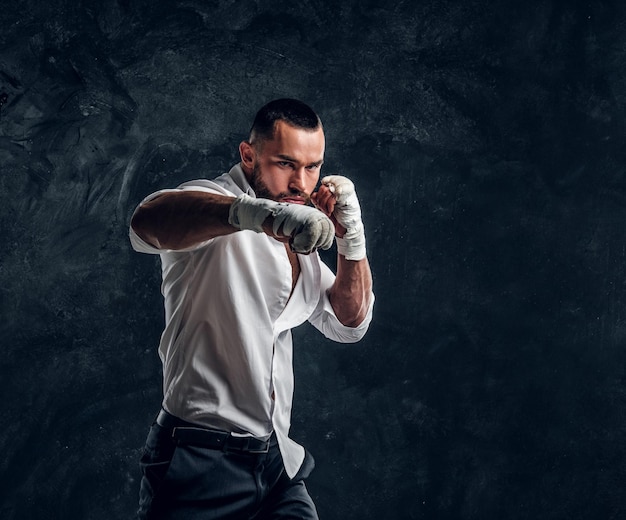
[156,409,271,454]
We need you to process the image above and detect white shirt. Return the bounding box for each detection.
[129,164,374,478]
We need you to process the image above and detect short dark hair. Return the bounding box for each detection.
[249,98,322,144]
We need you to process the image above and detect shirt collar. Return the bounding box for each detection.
[228,163,256,197]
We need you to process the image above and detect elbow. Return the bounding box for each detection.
[338,307,368,328]
[331,292,373,328]
[130,206,160,248]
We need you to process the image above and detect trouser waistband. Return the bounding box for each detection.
[156,409,271,454]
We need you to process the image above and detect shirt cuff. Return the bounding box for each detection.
[317,289,375,343]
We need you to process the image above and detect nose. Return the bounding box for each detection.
[289,167,307,193]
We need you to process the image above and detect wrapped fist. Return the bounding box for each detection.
[316,175,367,261]
[229,194,335,254]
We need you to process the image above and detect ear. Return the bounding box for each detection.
[239,141,256,174]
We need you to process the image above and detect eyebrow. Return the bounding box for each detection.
[275,154,324,167]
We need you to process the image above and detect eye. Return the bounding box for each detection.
[278,161,293,168]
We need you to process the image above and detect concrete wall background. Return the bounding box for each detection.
[1,1,625,518]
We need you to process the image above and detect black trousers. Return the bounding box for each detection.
[137,413,319,519]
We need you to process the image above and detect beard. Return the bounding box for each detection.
[249,163,312,205]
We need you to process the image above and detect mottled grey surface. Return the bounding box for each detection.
[1,1,626,518]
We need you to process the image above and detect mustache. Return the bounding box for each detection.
[277,190,312,205]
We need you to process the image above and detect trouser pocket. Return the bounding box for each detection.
[138,423,178,518]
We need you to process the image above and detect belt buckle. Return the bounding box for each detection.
[247,443,269,454]
[237,436,269,454]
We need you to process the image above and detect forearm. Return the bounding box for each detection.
[329,255,373,328]
[131,190,335,253]
[130,191,237,250]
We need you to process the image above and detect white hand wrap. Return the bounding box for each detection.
[228,194,335,254]
[321,175,367,261]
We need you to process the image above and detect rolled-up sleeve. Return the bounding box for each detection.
[128,182,231,255]
[307,261,374,343]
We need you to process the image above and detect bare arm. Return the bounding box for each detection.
[131,189,335,254]
[130,191,238,250]
[312,182,373,328]
[329,255,373,327]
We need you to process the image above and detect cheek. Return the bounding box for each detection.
[257,164,282,189]
[265,169,287,191]
[305,172,320,191]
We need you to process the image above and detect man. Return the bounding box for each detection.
[130,98,374,519]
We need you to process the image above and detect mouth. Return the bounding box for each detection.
[280,196,307,205]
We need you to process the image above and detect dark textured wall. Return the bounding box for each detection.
[1,1,626,518]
